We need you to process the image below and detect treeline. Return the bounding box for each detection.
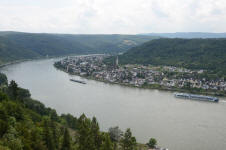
[0,73,157,150]
[105,38,226,78]
[140,32,226,38]
[0,31,157,65]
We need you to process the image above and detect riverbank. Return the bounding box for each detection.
[0,59,34,68]
[54,64,226,98]
[0,54,108,69]
[0,54,78,68]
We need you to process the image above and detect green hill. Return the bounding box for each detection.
[0,31,158,65]
[108,38,226,76]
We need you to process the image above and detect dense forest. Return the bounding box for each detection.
[0,73,156,150]
[0,31,157,65]
[107,38,226,77]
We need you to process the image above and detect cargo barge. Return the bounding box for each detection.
[174,93,219,102]
[70,79,86,84]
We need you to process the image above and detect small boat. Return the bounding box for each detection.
[174,92,219,102]
[70,79,86,84]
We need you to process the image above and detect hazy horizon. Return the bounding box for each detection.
[1,31,226,35]
[1,0,226,34]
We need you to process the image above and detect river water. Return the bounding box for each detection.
[1,58,226,150]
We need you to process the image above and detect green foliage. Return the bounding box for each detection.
[23,98,50,116]
[91,117,103,150]
[0,144,10,150]
[43,118,56,150]
[0,91,8,102]
[101,134,113,150]
[147,138,157,148]
[120,128,137,150]
[0,73,8,86]
[17,88,31,101]
[61,128,71,150]
[8,80,18,100]
[109,126,122,142]
[60,114,78,130]
[0,100,25,121]
[108,38,226,77]
[2,117,23,150]
[77,114,96,150]
[0,78,62,150]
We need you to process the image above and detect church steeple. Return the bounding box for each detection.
[116,56,119,66]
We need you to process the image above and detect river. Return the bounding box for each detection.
[1,58,226,150]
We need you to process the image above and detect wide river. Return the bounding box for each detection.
[1,58,226,150]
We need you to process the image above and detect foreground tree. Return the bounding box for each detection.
[43,119,55,150]
[61,128,71,150]
[0,73,8,86]
[101,134,113,150]
[8,80,18,100]
[77,114,95,150]
[147,138,157,149]
[120,128,137,150]
[109,126,122,150]
[91,117,102,150]
[109,126,122,142]
[2,117,23,150]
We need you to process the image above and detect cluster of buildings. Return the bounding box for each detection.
[57,55,226,92]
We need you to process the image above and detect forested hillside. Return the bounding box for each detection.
[0,73,154,150]
[108,38,226,77]
[0,31,157,65]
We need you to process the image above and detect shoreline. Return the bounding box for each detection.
[2,57,224,98]
[0,59,35,68]
[0,53,107,69]
[55,65,226,98]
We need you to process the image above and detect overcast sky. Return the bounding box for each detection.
[0,0,226,34]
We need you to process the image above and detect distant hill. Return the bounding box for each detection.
[108,38,226,76]
[140,32,226,38]
[0,31,157,64]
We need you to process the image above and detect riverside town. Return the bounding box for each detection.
[55,55,226,96]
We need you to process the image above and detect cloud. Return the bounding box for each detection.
[0,0,226,34]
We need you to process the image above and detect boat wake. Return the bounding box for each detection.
[220,100,226,103]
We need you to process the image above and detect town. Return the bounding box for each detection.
[54,55,226,96]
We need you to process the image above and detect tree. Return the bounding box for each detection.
[0,120,8,137]
[109,126,122,150]
[61,128,71,150]
[109,126,122,142]
[17,88,31,101]
[101,134,113,150]
[30,128,48,150]
[8,80,18,100]
[0,91,8,102]
[91,117,102,150]
[0,144,10,150]
[2,117,23,150]
[50,109,59,122]
[120,128,137,150]
[61,114,78,129]
[0,73,8,86]
[1,101,25,121]
[147,138,157,149]
[51,121,60,150]
[77,114,95,150]
[43,119,55,150]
